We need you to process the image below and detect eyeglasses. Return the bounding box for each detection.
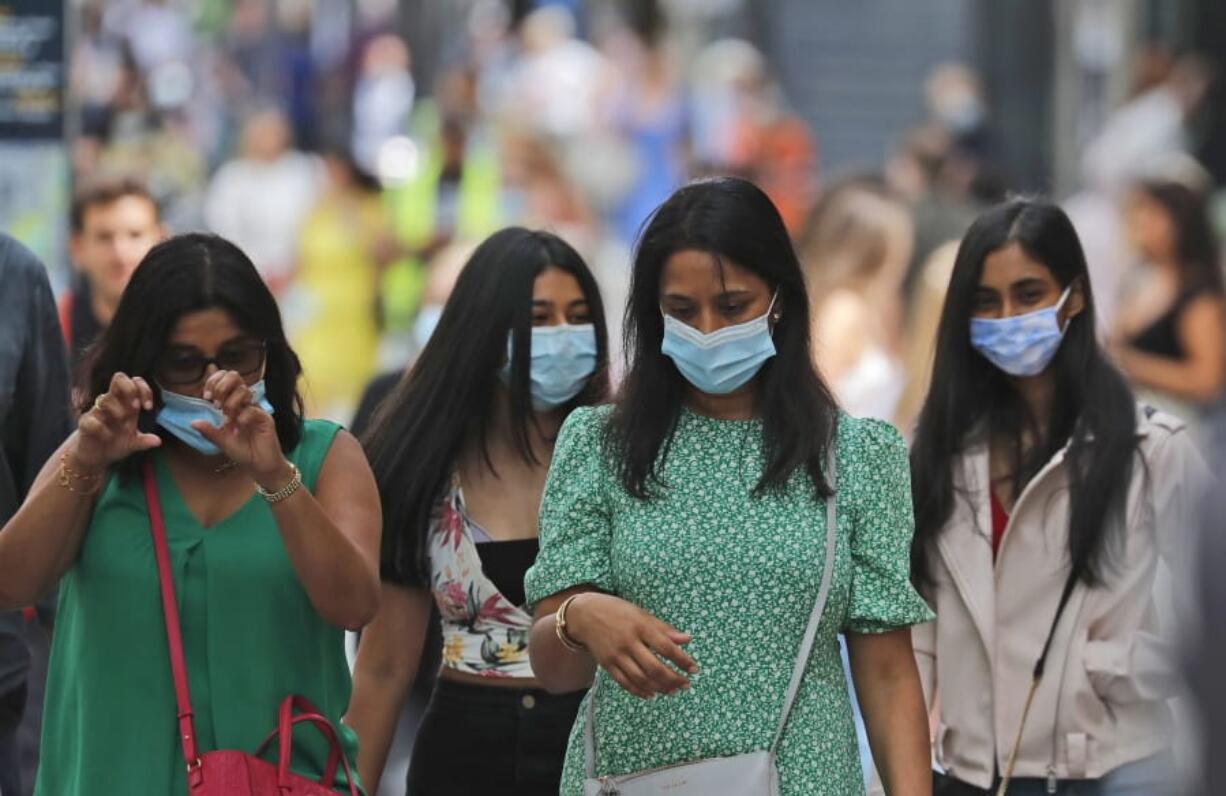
[156,341,267,386]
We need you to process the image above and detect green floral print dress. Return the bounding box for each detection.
[525,406,934,795]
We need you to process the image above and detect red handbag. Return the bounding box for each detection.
[143,461,360,795]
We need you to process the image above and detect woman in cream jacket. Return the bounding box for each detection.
[908,199,1205,796]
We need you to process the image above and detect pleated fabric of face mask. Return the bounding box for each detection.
[156,380,275,455]
[660,292,778,395]
[499,324,598,411]
[969,287,1071,377]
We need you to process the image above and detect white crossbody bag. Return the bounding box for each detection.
[582,457,839,796]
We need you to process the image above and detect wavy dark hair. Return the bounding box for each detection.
[609,176,840,500]
[1135,179,1224,293]
[910,199,1137,591]
[363,227,610,584]
[81,233,307,472]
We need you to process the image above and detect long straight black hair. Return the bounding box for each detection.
[910,199,1137,591]
[84,233,306,474]
[609,176,840,499]
[363,227,610,584]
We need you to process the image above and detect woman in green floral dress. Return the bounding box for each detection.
[526,178,934,795]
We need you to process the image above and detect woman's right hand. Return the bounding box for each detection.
[73,373,161,470]
[567,592,698,699]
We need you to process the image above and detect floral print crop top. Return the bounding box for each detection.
[428,482,536,678]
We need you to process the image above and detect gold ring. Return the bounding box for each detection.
[93,394,106,411]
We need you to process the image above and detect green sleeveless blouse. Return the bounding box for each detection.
[35,420,362,795]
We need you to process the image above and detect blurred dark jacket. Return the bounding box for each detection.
[1191,405,1226,794]
[0,234,73,697]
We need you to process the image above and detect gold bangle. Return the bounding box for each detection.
[554,594,586,653]
[255,462,302,504]
[57,452,103,495]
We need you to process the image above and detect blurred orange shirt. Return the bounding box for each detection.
[730,115,818,236]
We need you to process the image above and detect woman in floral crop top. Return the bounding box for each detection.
[346,228,611,795]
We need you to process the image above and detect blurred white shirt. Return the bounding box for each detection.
[203,152,323,288]
[509,40,605,138]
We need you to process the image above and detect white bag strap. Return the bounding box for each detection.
[584,450,839,776]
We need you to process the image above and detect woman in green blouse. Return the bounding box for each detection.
[0,234,381,795]
[526,178,933,795]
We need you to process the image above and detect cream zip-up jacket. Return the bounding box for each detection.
[913,407,1205,789]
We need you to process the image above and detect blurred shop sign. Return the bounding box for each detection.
[0,0,65,140]
[0,143,68,283]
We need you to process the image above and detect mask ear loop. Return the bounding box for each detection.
[1054,285,1074,332]
[767,289,782,324]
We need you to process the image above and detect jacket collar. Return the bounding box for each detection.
[935,435,997,656]
[935,403,1164,658]
[936,429,1071,657]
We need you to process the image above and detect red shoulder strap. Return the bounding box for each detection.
[142,460,204,783]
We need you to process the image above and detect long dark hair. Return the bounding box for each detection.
[82,233,307,469]
[910,199,1137,591]
[609,177,840,499]
[1136,179,1224,293]
[363,227,610,584]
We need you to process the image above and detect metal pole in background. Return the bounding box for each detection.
[1051,0,1140,200]
[972,0,1055,193]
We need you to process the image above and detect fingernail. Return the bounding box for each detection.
[202,391,211,400]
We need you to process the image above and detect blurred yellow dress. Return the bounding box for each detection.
[292,192,388,420]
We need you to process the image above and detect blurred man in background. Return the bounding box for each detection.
[204,107,322,294]
[60,177,165,369]
[352,34,416,174]
[380,115,501,333]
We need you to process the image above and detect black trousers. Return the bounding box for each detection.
[0,684,26,796]
[934,772,991,796]
[406,679,583,796]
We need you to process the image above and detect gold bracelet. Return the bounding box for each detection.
[57,452,103,495]
[255,462,302,504]
[554,594,586,653]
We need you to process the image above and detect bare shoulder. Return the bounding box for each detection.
[318,429,376,483]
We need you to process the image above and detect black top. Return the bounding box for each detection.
[1129,285,1217,360]
[350,370,402,438]
[66,276,105,370]
[474,538,540,608]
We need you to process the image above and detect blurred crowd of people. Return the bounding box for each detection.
[64,2,1226,435]
[65,0,828,421]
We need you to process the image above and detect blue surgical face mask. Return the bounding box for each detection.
[156,379,275,455]
[499,324,598,411]
[661,292,779,395]
[413,304,444,351]
[970,287,1072,377]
